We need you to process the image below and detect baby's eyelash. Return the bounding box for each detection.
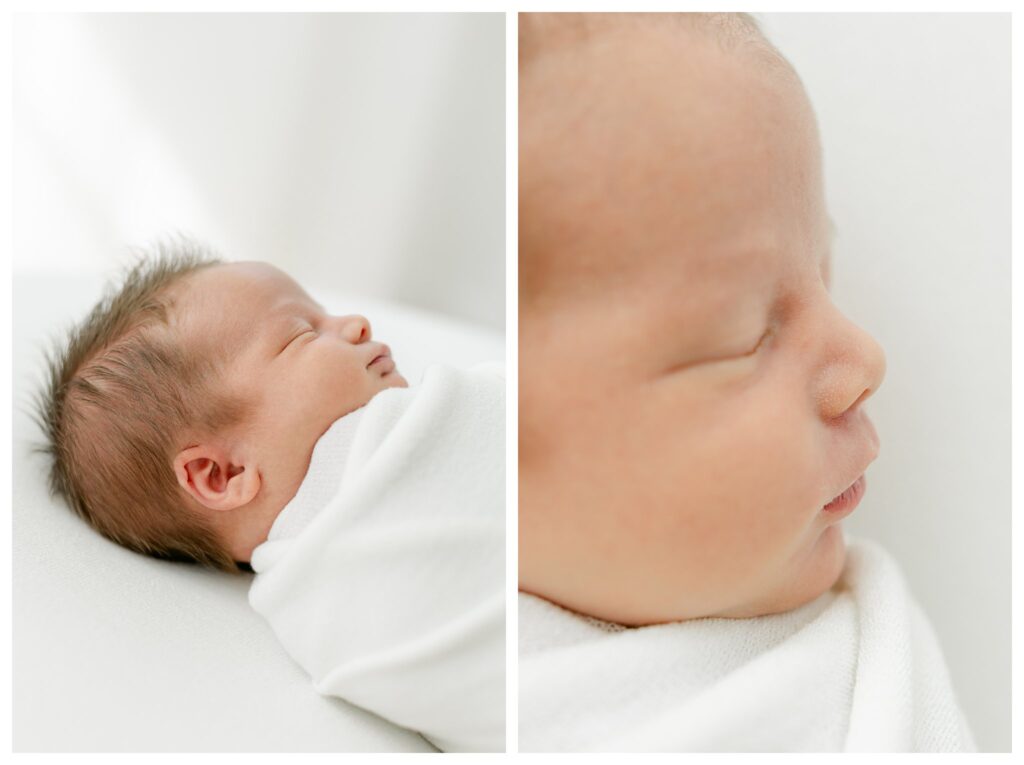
[742,327,771,356]
[282,327,316,351]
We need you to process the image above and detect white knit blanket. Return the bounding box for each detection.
[248,363,505,753]
[519,535,974,752]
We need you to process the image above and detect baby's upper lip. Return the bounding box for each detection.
[827,446,879,503]
[826,420,881,503]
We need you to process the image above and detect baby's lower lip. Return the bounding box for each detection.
[822,475,866,517]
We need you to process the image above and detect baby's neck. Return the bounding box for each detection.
[231,407,369,562]
[224,444,314,565]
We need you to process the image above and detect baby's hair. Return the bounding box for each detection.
[33,237,247,573]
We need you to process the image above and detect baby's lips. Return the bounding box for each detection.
[367,343,395,372]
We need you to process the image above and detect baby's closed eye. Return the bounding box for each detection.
[740,326,772,357]
[281,326,317,353]
[661,325,771,379]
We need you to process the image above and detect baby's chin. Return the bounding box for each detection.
[384,370,409,389]
[715,524,849,620]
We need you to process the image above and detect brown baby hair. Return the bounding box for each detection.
[34,238,249,573]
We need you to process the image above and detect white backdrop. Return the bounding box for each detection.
[13,12,505,329]
[757,13,1009,752]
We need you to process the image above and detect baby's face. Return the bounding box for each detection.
[519,26,886,624]
[176,261,407,497]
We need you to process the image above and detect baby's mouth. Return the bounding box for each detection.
[822,474,866,516]
[367,345,396,374]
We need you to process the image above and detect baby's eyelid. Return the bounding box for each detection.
[283,326,316,350]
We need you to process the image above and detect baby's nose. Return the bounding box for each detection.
[341,315,371,344]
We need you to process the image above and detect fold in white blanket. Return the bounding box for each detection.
[519,534,975,752]
[249,363,505,753]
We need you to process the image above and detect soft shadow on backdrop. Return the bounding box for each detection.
[13,12,505,328]
[759,12,1009,752]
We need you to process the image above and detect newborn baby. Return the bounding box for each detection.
[518,12,973,752]
[37,245,505,752]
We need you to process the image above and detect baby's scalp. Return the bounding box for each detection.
[519,11,776,66]
[36,240,248,573]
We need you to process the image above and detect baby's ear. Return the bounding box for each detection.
[173,444,260,512]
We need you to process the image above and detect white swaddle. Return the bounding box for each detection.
[519,534,974,752]
[248,362,505,753]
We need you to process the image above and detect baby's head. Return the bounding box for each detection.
[519,13,886,625]
[38,240,407,572]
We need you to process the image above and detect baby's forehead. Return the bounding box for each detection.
[167,261,317,352]
[182,261,312,309]
[520,30,817,310]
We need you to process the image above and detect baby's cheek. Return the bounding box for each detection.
[722,400,822,555]
[669,395,817,565]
